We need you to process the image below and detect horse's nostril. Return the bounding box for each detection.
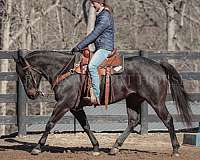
[27,88,37,97]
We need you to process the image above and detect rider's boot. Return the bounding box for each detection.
[83,87,100,106]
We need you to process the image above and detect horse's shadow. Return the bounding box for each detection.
[0,138,99,153]
[0,138,168,156]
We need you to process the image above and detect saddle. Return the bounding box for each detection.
[52,48,124,110]
[74,47,124,109]
[74,48,123,75]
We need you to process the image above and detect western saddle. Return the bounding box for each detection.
[74,47,123,109]
[53,48,123,110]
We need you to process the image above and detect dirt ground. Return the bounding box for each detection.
[0,132,200,160]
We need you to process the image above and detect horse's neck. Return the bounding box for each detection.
[29,53,73,82]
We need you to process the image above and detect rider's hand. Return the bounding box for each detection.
[71,46,80,54]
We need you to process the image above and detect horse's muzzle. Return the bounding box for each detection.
[27,88,39,99]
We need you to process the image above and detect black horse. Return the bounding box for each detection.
[14,50,192,156]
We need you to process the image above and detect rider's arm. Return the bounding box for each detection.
[76,13,110,50]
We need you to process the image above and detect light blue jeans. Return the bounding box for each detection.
[88,49,111,103]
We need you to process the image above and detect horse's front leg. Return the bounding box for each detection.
[31,102,70,155]
[70,109,100,155]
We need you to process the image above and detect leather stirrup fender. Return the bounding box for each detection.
[105,67,111,110]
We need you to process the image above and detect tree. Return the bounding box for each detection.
[86,1,95,50]
[0,0,4,49]
[0,0,12,135]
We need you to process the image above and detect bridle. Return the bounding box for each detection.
[21,59,44,97]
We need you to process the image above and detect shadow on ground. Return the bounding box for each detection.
[0,138,166,157]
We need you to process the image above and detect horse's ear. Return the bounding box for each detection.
[17,49,25,64]
[12,51,19,63]
[12,54,18,63]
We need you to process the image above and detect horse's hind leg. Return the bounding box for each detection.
[31,103,70,155]
[70,109,100,154]
[152,103,180,156]
[110,94,141,155]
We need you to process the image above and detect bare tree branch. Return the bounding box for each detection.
[9,0,60,47]
[62,6,76,17]
[174,5,200,26]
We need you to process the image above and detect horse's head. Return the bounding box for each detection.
[14,50,43,100]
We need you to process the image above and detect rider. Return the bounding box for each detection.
[71,0,115,105]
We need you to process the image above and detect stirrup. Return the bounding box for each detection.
[90,87,100,105]
[83,87,100,106]
[82,96,99,106]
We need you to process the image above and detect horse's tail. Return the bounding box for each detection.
[160,61,192,127]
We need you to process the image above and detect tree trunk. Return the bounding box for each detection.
[26,7,35,50]
[160,0,176,77]
[72,0,82,45]
[133,0,138,49]
[0,0,12,135]
[87,5,95,34]
[56,0,64,42]
[0,0,4,49]
[21,0,27,49]
[167,1,176,51]
[87,4,95,51]
[0,23,1,49]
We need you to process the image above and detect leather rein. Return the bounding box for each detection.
[22,56,77,91]
[52,55,77,89]
[22,59,44,96]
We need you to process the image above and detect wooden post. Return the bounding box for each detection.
[140,51,148,134]
[140,101,148,134]
[73,117,76,134]
[183,122,200,147]
[17,78,27,136]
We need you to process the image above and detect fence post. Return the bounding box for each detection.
[73,117,76,134]
[17,79,27,136]
[140,101,148,134]
[140,50,148,134]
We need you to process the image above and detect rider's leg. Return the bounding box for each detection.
[88,49,111,104]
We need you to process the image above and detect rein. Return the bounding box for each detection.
[22,59,44,96]
[52,55,77,89]
[52,68,75,89]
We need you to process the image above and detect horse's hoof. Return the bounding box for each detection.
[109,147,119,155]
[172,152,180,157]
[172,151,180,157]
[92,151,101,156]
[31,148,41,155]
[64,149,72,153]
